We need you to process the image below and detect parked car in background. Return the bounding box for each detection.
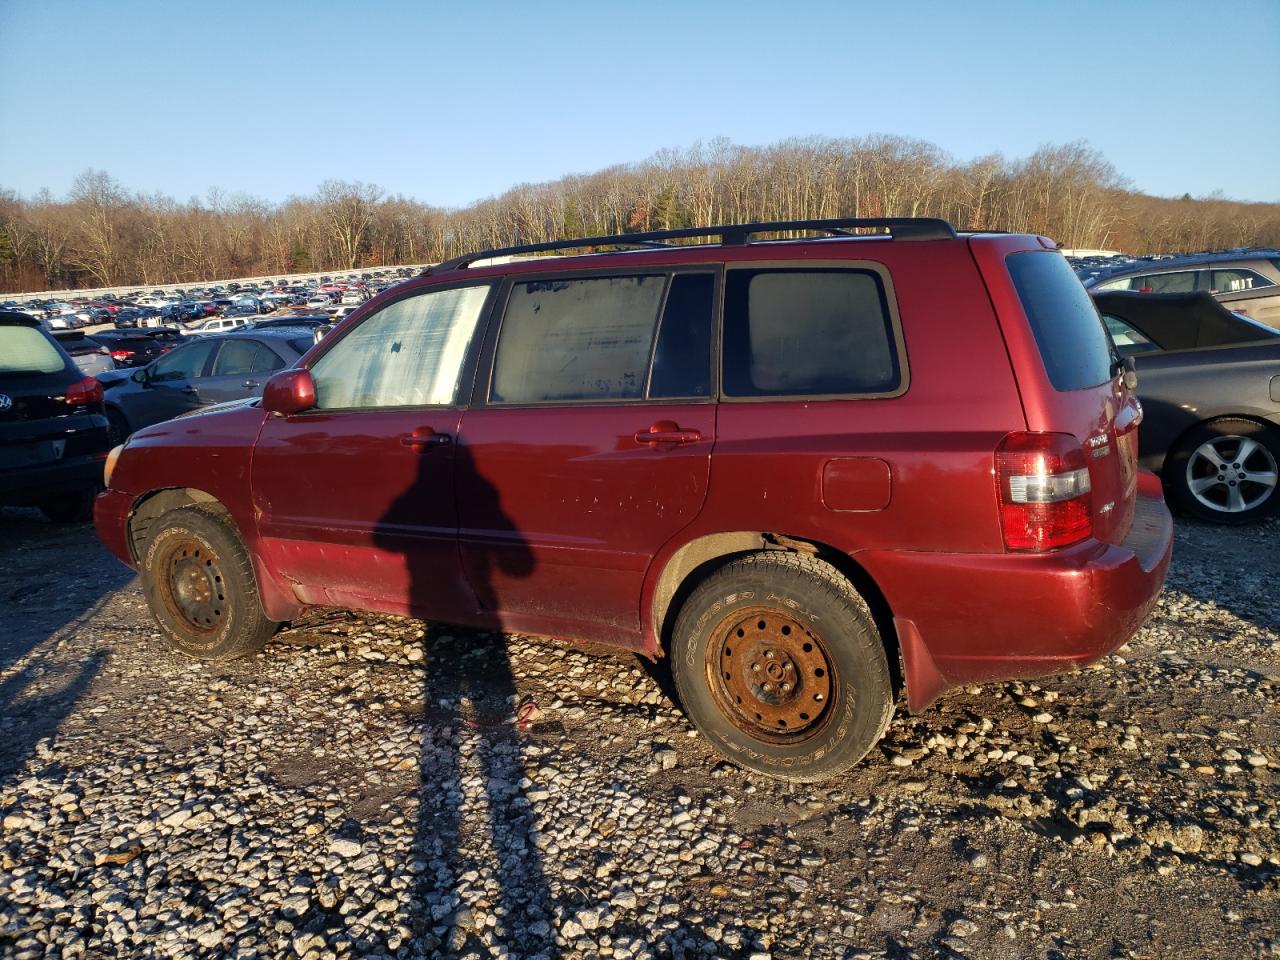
[99,330,311,442]
[114,307,166,329]
[1095,290,1280,523]
[95,217,1172,782]
[91,328,184,367]
[1084,251,1280,330]
[51,331,116,376]
[1,312,111,521]
[185,316,251,335]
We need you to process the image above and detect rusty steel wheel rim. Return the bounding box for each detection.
[705,607,838,744]
[156,536,227,637]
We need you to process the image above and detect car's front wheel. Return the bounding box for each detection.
[140,505,279,659]
[1167,419,1280,524]
[670,552,894,782]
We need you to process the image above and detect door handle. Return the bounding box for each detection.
[401,429,452,448]
[635,420,701,445]
[243,380,259,389]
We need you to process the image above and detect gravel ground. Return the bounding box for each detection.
[1,510,1276,960]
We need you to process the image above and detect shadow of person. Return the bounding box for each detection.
[375,439,559,958]
[0,510,132,782]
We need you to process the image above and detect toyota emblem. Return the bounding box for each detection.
[0,394,11,411]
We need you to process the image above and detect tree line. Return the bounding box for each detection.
[2,136,1278,293]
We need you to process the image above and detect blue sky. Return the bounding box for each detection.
[1,0,1277,207]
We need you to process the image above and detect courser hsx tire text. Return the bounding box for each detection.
[670,552,894,782]
[140,505,279,659]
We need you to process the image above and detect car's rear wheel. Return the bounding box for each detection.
[140,505,279,659]
[1167,419,1280,525]
[670,552,894,782]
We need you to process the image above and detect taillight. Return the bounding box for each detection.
[996,432,1092,551]
[110,349,135,361]
[64,376,104,407]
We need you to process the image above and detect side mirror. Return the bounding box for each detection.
[132,368,149,384]
[313,323,334,344]
[262,369,317,416]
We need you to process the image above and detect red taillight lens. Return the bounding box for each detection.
[996,432,1092,551]
[110,349,135,361]
[64,376,104,407]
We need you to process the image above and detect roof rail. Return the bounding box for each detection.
[424,217,957,275]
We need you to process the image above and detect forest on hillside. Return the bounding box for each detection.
[3,136,1278,293]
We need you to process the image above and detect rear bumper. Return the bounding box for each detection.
[861,474,1173,712]
[0,453,108,506]
[94,487,137,568]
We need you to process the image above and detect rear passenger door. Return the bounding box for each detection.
[456,270,717,645]
[196,337,287,403]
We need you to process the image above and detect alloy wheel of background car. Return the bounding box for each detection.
[141,505,279,659]
[671,552,894,782]
[1168,419,1280,525]
[1186,436,1278,514]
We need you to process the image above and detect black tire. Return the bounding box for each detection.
[670,552,894,782]
[140,505,279,660]
[1165,419,1280,525]
[38,491,95,523]
[106,407,131,446]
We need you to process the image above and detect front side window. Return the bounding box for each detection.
[1101,314,1160,355]
[491,275,665,403]
[1133,271,1197,294]
[722,269,900,397]
[151,341,217,382]
[310,285,489,409]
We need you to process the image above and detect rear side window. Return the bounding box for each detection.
[1210,268,1273,293]
[649,273,714,399]
[211,339,285,377]
[0,325,67,375]
[1007,252,1113,391]
[722,269,899,397]
[492,276,664,403]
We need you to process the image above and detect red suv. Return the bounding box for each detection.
[95,218,1173,781]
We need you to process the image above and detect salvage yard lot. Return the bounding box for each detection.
[0,513,1276,959]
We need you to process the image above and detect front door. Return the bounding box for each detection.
[126,338,219,426]
[196,337,289,404]
[252,283,494,619]
[457,271,718,646]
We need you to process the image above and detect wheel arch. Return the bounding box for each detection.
[127,486,303,622]
[647,530,903,698]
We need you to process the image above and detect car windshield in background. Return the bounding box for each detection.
[1007,252,1113,391]
[0,325,68,375]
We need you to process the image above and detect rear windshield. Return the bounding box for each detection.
[1007,252,1113,391]
[0,325,68,375]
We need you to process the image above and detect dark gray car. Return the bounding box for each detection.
[1095,291,1280,524]
[100,330,313,443]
